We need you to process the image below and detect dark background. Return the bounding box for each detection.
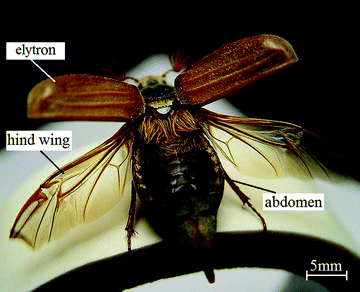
[2,5,358,179]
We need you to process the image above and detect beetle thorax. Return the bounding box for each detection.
[136,76,200,148]
[139,75,176,115]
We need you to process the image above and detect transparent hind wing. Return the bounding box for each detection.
[200,109,333,180]
[10,126,133,249]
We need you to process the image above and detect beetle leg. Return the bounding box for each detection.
[125,184,137,252]
[224,172,267,233]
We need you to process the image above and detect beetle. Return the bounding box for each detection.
[9,35,330,283]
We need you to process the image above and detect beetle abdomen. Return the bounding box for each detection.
[132,135,224,246]
[132,134,223,283]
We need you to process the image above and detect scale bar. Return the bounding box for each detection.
[306,270,348,281]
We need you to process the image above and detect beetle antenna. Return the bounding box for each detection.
[168,49,192,73]
[162,50,192,79]
[103,59,128,81]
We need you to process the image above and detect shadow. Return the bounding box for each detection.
[280,273,329,292]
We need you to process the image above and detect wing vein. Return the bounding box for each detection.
[206,120,279,175]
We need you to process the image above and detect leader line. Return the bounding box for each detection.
[30,60,56,82]
[40,151,64,174]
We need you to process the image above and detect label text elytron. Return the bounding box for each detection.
[6,42,65,60]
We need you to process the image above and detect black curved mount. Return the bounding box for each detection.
[35,231,360,291]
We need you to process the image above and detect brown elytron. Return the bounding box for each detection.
[10,35,329,283]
